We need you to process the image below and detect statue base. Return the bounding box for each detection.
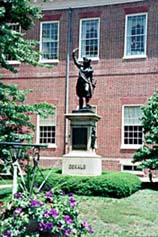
[62,151,102,176]
[62,109,102,176]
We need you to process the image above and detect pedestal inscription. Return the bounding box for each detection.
[62,151,102,176]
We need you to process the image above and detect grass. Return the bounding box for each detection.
[0,179,12,185]
[1,170,158,236]
[1,189,158,236]
[78,189,158,237]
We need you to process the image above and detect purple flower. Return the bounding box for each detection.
[69,197,77,207]
[46,222,53,230]
[31,199,42,207]
[89,225,94,235]
[39,222,47,231]
[88,225,94,234]
[64,228,71,236]
[4,231,11,237]
[13,207,23,216]
[14,192,23,199]
[45,191,53,200]
[64,215,73,224]
[82,221,94,234]
[58,222,63,230]
[49,208,59,218]
[82,220,89,228]
[39,222,53,231]
[44,210,50,218]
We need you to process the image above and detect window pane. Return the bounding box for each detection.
[41,22,59,60]
[39,126,55,144]
[39,113,56,144]
[124,125,143,145]
[126,14,146,56]
[80,19,99,58]
[124,106,142,125]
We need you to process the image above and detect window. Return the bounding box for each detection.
[6,23,21,63]
[124,13,147,58]
[79,18,100,59]
[37,111,56,147]
[40,21,59,62]
[122,106,143,148]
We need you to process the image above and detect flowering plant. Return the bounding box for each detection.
[0,189,94,237]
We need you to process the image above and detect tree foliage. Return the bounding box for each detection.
[133,91,158,169]
[0,82,54,171]
[0,0,43,72]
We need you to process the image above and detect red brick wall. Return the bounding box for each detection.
[1,0,158,170]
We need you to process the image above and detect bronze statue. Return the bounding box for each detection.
[72,48,96,109]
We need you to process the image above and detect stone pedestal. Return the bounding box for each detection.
[62,109,102,176]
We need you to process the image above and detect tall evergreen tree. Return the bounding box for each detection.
[133,91,158,169]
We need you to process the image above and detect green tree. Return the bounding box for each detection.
[0,0,43,73]
[0,82,54,171]
[0,1,54,173]
[133,91,158,169]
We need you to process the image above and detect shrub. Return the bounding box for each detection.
[36,170,141,198]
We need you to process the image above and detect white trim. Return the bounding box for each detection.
[124,12,148,59]
[48,144,57,148]
[121,144,142,149]
[36,115,40,144]
[39,21,60,62]
[39,59,59,64]
[121,104,143,149]
[38,0,144,11]
[120,159,144,175]
[123,55,147,60]
[79,17,100,60]
[6,60,21,65]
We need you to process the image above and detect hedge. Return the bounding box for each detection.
[36,169,141,198]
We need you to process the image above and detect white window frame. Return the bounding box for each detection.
[124,13,148,59]
[7,23,21,65]
[121,105,143,149]
[39,21,59,63]
[79,18,100,60]
[36,112,57,148]
[120,159,144,175]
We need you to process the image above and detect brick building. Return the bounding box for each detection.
[1,0,158,174]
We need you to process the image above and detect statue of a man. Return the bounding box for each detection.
[72,48,96,109]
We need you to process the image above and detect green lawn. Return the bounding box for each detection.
[1,181,158,237]
[78,189,158,237]
[0,179,12,185]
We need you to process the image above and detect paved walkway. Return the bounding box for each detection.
[139,176,158,182]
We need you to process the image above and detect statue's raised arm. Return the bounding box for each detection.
[72,48,82,69]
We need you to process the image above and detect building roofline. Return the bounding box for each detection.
[33,0,144,11]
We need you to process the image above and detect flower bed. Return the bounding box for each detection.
[0,189,94,237]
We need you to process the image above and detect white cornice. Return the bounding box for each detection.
[33,0,144,11]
